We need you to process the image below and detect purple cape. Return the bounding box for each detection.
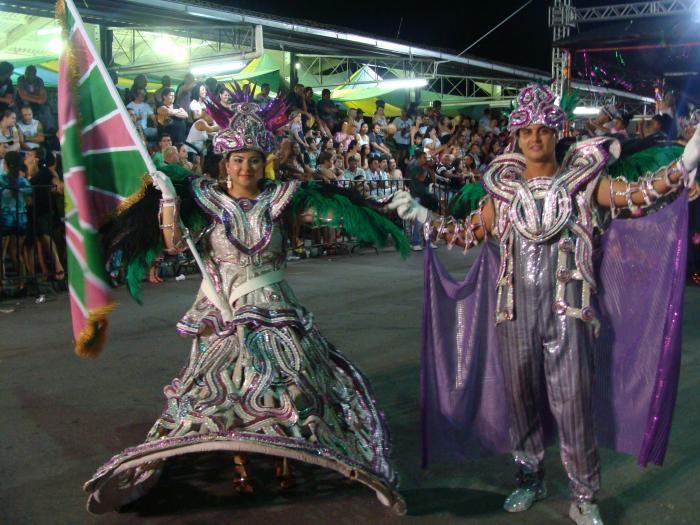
[421,191,688,468]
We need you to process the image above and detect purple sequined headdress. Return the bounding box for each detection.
[507,84,567,133]
[204,82,288,155]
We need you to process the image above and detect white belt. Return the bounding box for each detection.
[229,270,285,305]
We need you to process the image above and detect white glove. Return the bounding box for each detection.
[682,124,700,187]
[386,190,431,224]
[150,171,177,201]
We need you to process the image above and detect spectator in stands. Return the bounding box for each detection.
[422,126,441,157]
[0,150,31,290]
[0,62,15,113]
[175,73,196,115]
[355,122,370,149]
[462,154,480,182]
[162,145,179,165]
[317,88,339,133]
[24,147,65,281]
[314,151,337,182]
[217,85,232,110]
[354,108,365,132]
[151,133,172,167]
[359,143,370,170]
[127,108,146,145]
[156,88,188,144]
[642,113,673,140]
[189,83,207,121]
[344,139,361,168]
[289,111,306,150]
[340,153,365,181]
[128,74,148,103]
[372,100,388,137]
[254,82,272,106]
[408,132,423,160]
[127,88,155,141]
[204,77,218,97]
[16,65,51,128]
[186,111,219,156]
[586,105,616,137]
[154,75,171,107]
[438,115,452,143]
[479,108,492,132]
[305,135,319,169]
[333,121,355,153]
[392,107,412,160]
[17,105,44,150]
[369,122,391,157]
[0,110,20,153]
[405,150,431,250]
[176,143,199,173]
[0,141,6,174]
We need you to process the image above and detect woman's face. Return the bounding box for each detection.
[199,85,207,99]
[225,149,264,194]
[324,138,333,149]
[25,150,39,173]
[178,145,188,160]
[360,123,368,134]
[292,143,301,156]
[220,90,231,103]
[2,112,16,127]
[389,159,396,170]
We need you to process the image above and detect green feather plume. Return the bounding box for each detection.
[607,145,684,182]
[447,182,487,220]
[290,182,410,258]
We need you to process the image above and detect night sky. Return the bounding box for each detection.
[209,0,636,73]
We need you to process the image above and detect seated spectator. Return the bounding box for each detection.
[254,83,272,106]
[321,136,335,153]
[175,143,200,174]
[356,122,370,148]
[127,74,148,103]
[462,154,480,182]
[392,107,412,157]
[217,85,233,110]
[17,105,45,150]
[189,83,207,121]
[127,108,146,144]
[479,108,492,132]
[278,140,313,181]
[345,139,360,168]
[305,135,319,169]
[422,127,441,157]
[0,62,15,113]
[372,100,388,137]
[186,112,219,156]
[369,123,391,157]
[408,132,423,160]
[332,153,345,180]
[341,153,365,182]
[317,89,339,133]
[162,145,179,165]
[151,133,172,167]
[314,151,337,182]
[438,115,452,143]
[126,88,156,141]
[333,121,355,152]
[17,65,51,128]
[489,118,501,135]
[0,110,20,153]
[365,156,388,198]
[359,143,370,170]
[156,88,188,144]
[153,75,171,107]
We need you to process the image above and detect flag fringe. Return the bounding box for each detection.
[74,303,116,358]
[114,174,152,215]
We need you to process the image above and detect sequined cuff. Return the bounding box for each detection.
[425,207,485,254]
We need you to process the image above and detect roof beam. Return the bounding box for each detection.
[575,0,699,23]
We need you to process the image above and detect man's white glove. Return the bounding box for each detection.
[682,123,700,187]
[150,171,177,201]
[386,190,431,224]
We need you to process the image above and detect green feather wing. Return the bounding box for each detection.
[607,144,684,181]
[290,182,410,258]
[447,182,487,220]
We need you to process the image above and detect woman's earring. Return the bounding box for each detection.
[227,177,233,190]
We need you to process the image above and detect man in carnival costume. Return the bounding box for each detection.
[389,84,700,524]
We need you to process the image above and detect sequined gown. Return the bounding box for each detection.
[84,179,402,513]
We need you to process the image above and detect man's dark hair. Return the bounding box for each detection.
[261,83,270,89]
[0,61,14,76]
[414,150,427,160]
[317,151,333,165]
[158,133,171,143]
[652,113,673,135]
[321,88,331,96]
[369,156,379,165]
[161,87,175,97]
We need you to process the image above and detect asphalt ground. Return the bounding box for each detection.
[1,246,699,525]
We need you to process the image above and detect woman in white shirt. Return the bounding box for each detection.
[185,112,219,156]
[189,84,207,121]
[355,122,370,148]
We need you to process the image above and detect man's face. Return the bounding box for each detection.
[517,124,557,164]
[135,89,145,102]
[348,158,358,171]
[373,124,380,134]
[262,85,270,96]
[417,155,427,167]
[369,159,379,171]
[159,136,172,150]
[294,84,303,95]
[25,67,37,81]
[379,159,388,171]
[20,108,33,124]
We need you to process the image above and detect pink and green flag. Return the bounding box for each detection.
[57,0,155,357]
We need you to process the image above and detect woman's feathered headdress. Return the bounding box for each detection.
[204,82,288,155]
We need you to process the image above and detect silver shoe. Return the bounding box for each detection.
[503,481,547,512]
[569,502,604,525]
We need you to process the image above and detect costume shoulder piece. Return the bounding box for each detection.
[558,136,620,193]
[481,153,526,202]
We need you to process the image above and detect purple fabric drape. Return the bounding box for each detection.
[421,191,688,468]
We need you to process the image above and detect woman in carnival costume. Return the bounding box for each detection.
[389,84,700,525]
[84,84,408,515]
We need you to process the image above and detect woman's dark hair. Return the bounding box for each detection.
[203,152,223,178]
[347,139,358,150]
[317,151,333,165]
[1,108,15,122]
[30,146,47,168]
[4,150,24,196]
[190,83,205,101]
